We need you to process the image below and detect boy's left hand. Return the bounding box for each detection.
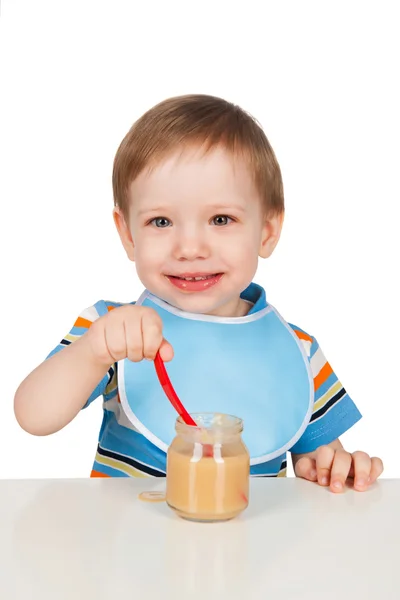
[292,440,384,493]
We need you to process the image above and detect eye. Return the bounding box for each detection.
[212,215,233,226]
[150,217,171,228]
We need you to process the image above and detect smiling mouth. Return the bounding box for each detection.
[168,273,221,281]
[165,273,224,292]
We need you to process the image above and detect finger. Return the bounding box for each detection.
[87,319,115,365]
[351,451,372,491]
[124,314,144,362]
[141,312,163,360]
[104,317,128,362]
[315,445,335,486]
[330,450,352,493]
[368,457,384,485]
[347,463,355,479]
[293,456,317,481]
[159,339,174,362]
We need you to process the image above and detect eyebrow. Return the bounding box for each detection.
[208,204,246,213]
[136,206,170,217]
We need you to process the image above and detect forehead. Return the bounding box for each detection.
[128,145,258,206]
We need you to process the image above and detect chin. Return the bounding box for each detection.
[167,296,215,314]
[171,292,241,316]
[156,291,216,314]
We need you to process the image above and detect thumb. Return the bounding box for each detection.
[294,456,317,481]
[159,339,174,362]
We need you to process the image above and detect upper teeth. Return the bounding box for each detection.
[181,275,213,281]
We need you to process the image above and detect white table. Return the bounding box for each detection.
[0,477,398,599]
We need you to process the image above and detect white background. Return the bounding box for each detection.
[1,1,399,479]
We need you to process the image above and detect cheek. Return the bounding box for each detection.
[222,235,259,264]
[134,235,167,266]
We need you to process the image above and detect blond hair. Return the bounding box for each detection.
[112,94,284,217]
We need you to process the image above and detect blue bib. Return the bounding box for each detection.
[118,285,314,465]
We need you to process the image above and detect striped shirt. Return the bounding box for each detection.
[47,287,362,478]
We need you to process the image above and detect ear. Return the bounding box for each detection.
[113,207,135,262]
[259,210,285,259]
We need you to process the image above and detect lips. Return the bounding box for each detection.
[165,272,223,292]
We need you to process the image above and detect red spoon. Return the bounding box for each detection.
[154,351,197,426]
[154,351,214,457]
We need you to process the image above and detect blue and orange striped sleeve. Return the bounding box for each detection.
[289,332,362,454]
[46,300,121,408]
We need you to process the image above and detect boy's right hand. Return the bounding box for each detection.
[86,305,174,366]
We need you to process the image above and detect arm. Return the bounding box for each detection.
[288,332,384,492]
[14,303,173,437]
[14,333,110,436]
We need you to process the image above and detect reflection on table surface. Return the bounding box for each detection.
[0,477,398,600]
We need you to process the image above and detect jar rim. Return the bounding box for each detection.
[176,412,243,435]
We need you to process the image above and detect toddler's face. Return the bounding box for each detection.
[116,146,280,316]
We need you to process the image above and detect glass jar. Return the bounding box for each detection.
[166,412,250,522]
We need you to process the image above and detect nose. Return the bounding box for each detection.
[172,225,210,261]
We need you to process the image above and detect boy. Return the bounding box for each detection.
[14,94,383,492]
